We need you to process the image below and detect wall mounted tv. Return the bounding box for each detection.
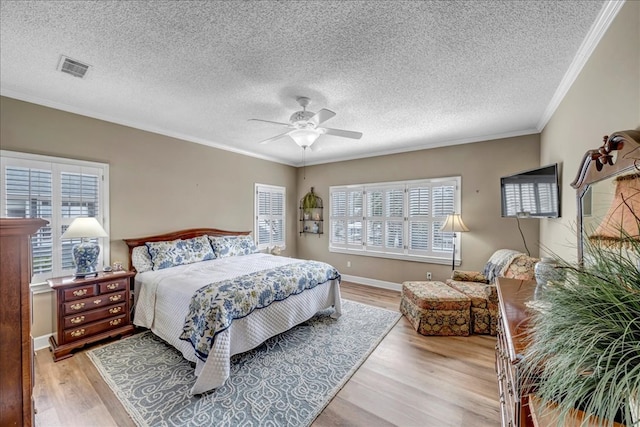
[500,163,560,218]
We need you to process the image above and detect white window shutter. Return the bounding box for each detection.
[255,184,286,250]
[330,177,462,263]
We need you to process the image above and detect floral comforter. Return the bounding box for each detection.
[180,261,341,361]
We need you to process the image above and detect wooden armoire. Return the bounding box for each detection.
[0,218,48,427]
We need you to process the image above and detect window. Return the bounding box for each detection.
[255,184,285,250]
[330,176,462,264]
[1,151,109,283]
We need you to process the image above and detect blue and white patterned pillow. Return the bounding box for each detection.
[208,235,258,258]
[131,246,154,273]
[184,235,216,263]
[146,239,191,270]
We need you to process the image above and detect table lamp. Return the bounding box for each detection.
[61,217,108,278]
[440,213,469,270]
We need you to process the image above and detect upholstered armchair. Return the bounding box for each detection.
[445,249,538,335]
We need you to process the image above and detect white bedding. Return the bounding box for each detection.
[133,252,342,394]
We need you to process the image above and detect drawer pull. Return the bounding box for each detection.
[109,294,122,302]
[106,283,120,290]
[93,299,102,305]
[70,302,85,311]
[108,306,122,314]
[73,289,88,297]
[70,316,85,324]
[109,318,122,326]
[70,329,85,337]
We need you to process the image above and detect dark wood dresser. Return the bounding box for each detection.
[495,277,536,427]
[48,270,135,361]
[495,277,625,427]
[0,217,48,427]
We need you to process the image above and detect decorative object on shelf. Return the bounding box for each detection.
[270,245,282,256]
[302,187,319,213]
[533,257,564,300]
[534,257,563,285]
[439,213,469,270]
[61,217,108,278]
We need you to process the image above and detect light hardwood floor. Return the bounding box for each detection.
[34,281,501,426]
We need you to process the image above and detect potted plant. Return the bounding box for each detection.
[302,187,319,219]
[522,227,640,426]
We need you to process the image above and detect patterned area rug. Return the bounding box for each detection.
[87,299,400,427]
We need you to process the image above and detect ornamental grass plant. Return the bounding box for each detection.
[522,234,640,426]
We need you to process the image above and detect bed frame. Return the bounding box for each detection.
[123,228,251,272]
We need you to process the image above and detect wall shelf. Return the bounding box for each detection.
[300,188,323,236]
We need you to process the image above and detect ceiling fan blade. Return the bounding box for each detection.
[322,127,363,140]
[312,109,336,125]
[248,118,290,127]
[258,132,291,144]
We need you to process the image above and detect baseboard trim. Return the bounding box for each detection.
[341,274,402,292]
[34,333,53,351]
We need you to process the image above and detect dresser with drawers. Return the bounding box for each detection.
[495,277,536,427]
[48,270,135,361]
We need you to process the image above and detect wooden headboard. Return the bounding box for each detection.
[123,228,251,272]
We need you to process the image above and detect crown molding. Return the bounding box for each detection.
[537,0,626,131]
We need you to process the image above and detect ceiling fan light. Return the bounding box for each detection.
[290,129,320,148]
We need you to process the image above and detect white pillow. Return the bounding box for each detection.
[131,246,153,273]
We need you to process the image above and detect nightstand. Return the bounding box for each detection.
[48,271,135,361]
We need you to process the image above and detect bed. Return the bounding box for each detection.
[124,228,342,395]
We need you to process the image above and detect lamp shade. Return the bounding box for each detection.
[440,214,470,233]
[589,173,640,246]
[61,217,108,239]
[289,129,321,148]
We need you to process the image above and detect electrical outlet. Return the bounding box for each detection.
[426,272,432,280]
[347,261,351,268]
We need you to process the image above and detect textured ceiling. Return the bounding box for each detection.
[0,1,612,166]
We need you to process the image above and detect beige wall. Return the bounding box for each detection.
[296,134,541,284]
[540,0,640,262]
[1,97,298,337]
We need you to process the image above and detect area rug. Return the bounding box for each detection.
[87,299,400,427]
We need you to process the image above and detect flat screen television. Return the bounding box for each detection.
[500,163,560,218]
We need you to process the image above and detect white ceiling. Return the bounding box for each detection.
[0,1,615,166]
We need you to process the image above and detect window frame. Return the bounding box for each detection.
[0,150,110,284]
[254,183,286,251]
[329,176,462,265]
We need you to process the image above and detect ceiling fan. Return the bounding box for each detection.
[249,97,363,149]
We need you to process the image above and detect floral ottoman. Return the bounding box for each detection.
[400,281,471,336]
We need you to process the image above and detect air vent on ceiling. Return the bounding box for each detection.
[57,55,91,78]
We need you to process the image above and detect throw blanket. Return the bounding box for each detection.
[180,261,341,361]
